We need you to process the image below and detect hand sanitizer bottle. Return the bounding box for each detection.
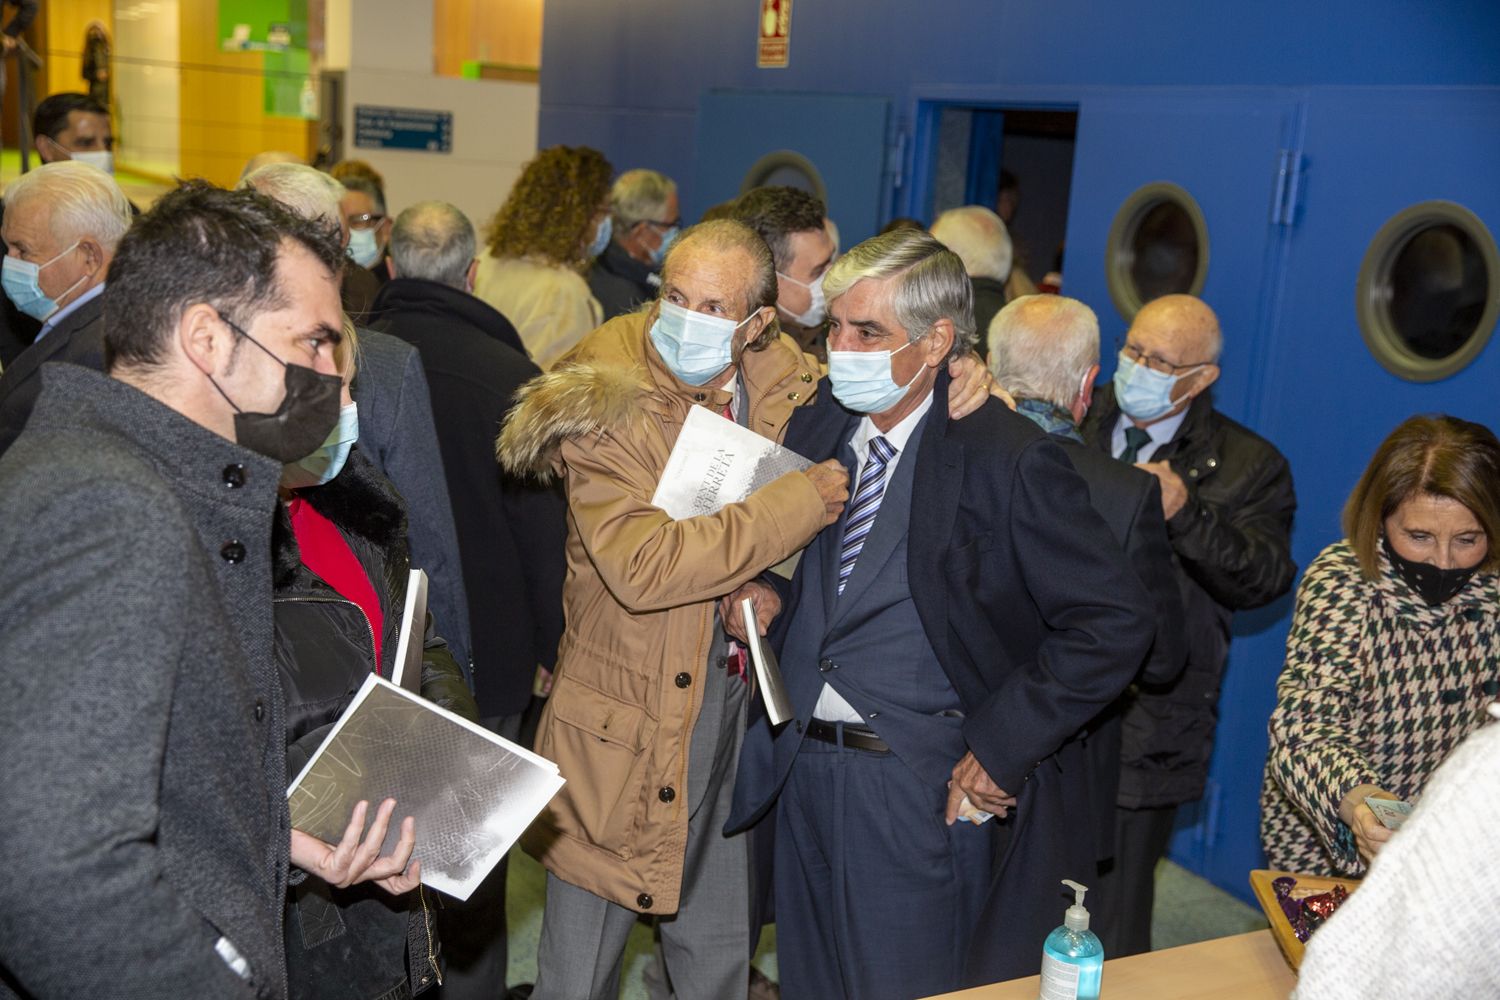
[1038,879,1103,1000]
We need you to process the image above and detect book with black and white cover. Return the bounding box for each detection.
[650,405,813,519]
[287,674,564,901]
[389,568,428,693]
[741,597,793,726]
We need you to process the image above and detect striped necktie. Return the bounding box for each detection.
[838,435,897,596]
[1119,425,1153,464]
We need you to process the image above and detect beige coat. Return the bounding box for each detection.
[498,311,825,914]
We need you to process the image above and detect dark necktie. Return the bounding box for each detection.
[1119,426,1153,464]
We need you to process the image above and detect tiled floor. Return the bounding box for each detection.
[502,851,1267,997]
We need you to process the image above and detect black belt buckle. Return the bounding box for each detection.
[806,718,890,753]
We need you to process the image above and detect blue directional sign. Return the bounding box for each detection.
[354,105,453,153]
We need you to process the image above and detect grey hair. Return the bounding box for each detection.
[989,295,1099,412]
[610,169,677,230]
[391,201,475,289]
[930,206,1013,282]
[821,228,977,362]
[238,163,345,227]
[6,160,131,251]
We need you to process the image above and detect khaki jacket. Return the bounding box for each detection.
[498,311,825,914]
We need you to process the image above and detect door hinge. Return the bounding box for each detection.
[887,132,908,191]
[1270,149,1304,226]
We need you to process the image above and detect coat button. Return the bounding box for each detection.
[795,720,803,733]
[637,893,654,910]
[787,391,801,401]
[222,463,246,488]
[716,655,728,670]
[1441,688,1464,705]
[658,786,676,803]
[800,372,813,383]
[1484,680,1499,697]
[254,700,266,722]
[819,658,833,672]
[675,672,692,688]
[221,540,246,563]
[694,392,707,402]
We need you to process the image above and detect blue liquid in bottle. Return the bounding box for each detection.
[1037,880,1104,1000]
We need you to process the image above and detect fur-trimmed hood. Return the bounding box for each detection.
[496,360,649,483]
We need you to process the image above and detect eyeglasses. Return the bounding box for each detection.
[347,212,386,230]
[643,218,682,231]
[1118,340,1210,376]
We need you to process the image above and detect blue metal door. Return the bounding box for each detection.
[1062,89,1306,903]
[692,90,892,245]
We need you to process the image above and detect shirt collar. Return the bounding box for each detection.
[1115,405,1189,452]
[36,281,105,341]
[849,386,935,462]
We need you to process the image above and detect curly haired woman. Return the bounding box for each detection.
[1261,414,1500,876]
[474,146,613,368]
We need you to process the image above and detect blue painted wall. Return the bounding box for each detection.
[537,0,1500,907]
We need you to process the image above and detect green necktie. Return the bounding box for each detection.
[1119,426,1153,464]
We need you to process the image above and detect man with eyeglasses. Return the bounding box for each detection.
[588,168,680,320]
[1082,292,1297,957]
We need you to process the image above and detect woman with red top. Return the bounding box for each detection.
[274,323,477,1000]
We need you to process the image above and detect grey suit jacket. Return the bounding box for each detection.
[351,327,474,677]
[0,364,290,999]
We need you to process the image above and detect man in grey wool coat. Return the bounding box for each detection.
[0,182,420,1000]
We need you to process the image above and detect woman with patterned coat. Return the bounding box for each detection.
[1261,415,1500,876]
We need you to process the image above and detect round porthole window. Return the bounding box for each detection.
[1357,201,1499,382]
[1106,182,1210,322]
[739,150,828,206]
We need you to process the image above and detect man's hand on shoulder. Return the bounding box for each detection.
[947,353,1016,419]
[290,797,422,895]
[945,752,1017,825]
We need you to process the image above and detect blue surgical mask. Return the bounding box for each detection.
[587,215,613,258]
[347,227,382,268]
[776,270,827,327]
[1112,352,1201,422]
[649,300,756,386]
[2,242,84,321]
[280,401,359,489]
[827,340,921,414]
[648,225,679,268]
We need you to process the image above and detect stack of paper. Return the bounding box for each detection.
[287,674,564,901]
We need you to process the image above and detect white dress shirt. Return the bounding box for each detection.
[35,282,105,344]
[813,388,935,724]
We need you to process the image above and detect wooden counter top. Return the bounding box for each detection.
[925,930,1294,999]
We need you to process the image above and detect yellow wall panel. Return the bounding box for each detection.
[178,1,314,187]
[43,0,113,100]
[433,0,542,77]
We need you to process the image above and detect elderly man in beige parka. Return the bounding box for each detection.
[499,218,996,1000]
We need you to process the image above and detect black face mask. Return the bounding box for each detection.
[1382,533,1481,606]
[207,316,342,464]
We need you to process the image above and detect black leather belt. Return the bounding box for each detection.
[806,718,890,753]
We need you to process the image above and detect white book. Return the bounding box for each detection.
[287,674,564,901]
[741,597,794,727]
[651,405,812,519]
[389,568,428,693]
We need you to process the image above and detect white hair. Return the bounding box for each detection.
[391,201,474,289]
[930,206,1013,282]
[988,295,1099,412]
[5,160,131,251]
[822,228,977,361]
[610,169,677,229]
[239,163,345,227]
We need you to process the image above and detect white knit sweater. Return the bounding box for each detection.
[1293,712,1500,998]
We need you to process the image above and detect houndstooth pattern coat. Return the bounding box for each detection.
[1260,540,1500,876]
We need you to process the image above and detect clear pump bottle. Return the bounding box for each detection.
[1038,879,1103,1000]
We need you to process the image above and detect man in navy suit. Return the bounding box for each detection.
[726,230,1155,999]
